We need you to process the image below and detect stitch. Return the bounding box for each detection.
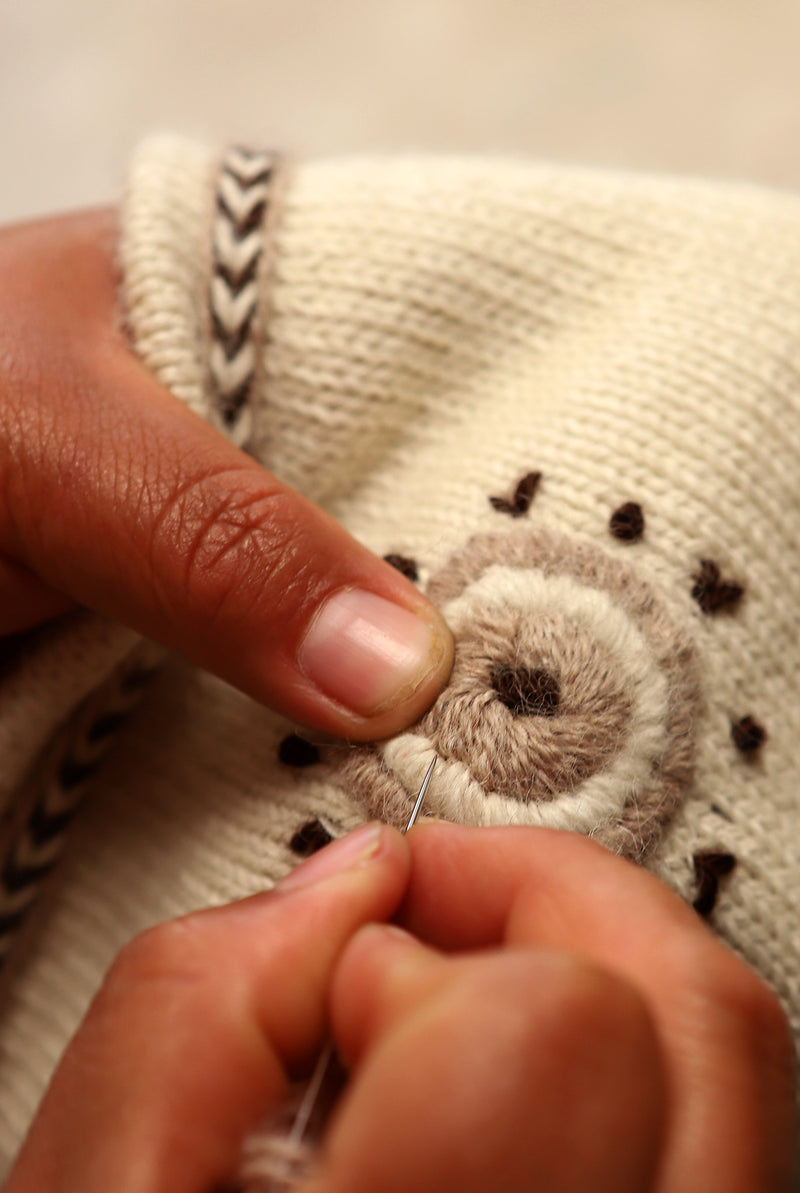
[692,850,737,917]
[208,146,276,443]
[489,471,541,517]
[214,254,260,296]
[28,797,74,848]
[340,527,700,860]
[0,644,164,970]
[383,553,419,581]
[491,664,560,717]
[730,715,767,754]
[609,502,645,542]
[210,307,256,362]
[289,820,334,857]
[278,735,321,768]
[691,559,744,614]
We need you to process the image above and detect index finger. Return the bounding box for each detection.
[0,211,453,739]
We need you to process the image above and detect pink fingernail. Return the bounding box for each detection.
[275,822,384,893]
[298,589,446,716]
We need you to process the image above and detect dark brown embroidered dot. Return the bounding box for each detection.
[692,850,737,917]
[278,734,321,767]
[491,665,560,717]
[489,471,542,518]
[691,560,744,614]
[383,553,419,582]
[730,715,767,754]
[289,819,334,857]
[609,502,645,542]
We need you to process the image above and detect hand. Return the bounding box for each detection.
[2,822,412,1193]
[0,211,452,739]
[3,824,794,1192]
[321,824,795,1193]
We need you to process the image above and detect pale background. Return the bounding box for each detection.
[3,0,800,223]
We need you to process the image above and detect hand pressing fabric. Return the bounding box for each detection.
[0,210,452,739]
[3,823,794,1193]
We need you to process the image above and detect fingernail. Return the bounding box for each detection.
[275,822,384,893]
[298,590,447,716]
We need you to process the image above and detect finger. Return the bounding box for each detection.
[0,211,453,738]
[4,823,410,1193]
[308,925,664,1193]
[0,554,72,634]
[400,823,796,1192]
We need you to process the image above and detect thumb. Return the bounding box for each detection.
[3,823,411,1193]
[0,210,453,739]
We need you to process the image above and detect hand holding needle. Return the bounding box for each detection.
[287,757,437,1150]
[239,757,438,1192]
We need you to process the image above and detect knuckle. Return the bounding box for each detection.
[543,957,652,1054]
[104,915,210,996]
[696,953,791,1052]
[474,952,654,1061]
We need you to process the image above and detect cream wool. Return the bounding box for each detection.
[0,136,800,1167]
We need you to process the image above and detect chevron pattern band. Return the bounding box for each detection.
[209,146,277,449]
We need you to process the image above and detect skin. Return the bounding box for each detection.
[0,214,794,1189]
[3,823,795,1192]
[0,210,453,739]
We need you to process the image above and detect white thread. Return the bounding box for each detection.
[217,172,271,224]
[209,276,258,332]
[238,1132,313,1192]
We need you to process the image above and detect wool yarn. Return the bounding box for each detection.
[1,137,799,1171]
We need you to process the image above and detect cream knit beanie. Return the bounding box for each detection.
[0,136,799,1167]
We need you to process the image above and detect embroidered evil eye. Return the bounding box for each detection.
[341,526,702,861]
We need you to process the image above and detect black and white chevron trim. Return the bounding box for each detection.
[0,651,163,969]
[209,145,277,449]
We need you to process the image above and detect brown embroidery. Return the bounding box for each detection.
[340,527,700,861]
[730,715,767,754]
[691,560,744,614]
[290,819,334,856]
[609,502,645,542]
[383,554,419,581]
[489,471,541,517]
[278,734,321,768]
[491,665,560,717]
[692,850,737,917]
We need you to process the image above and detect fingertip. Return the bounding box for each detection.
[297,587,454,741]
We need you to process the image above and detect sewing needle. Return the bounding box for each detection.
[286,756,437,1151]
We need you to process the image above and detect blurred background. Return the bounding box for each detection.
[4,0,800,223]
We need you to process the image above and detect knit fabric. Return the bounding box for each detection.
[1,135,800,1168]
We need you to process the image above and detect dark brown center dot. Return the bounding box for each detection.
[491,665,560,717]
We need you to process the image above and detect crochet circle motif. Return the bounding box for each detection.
[341,527,701,860]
